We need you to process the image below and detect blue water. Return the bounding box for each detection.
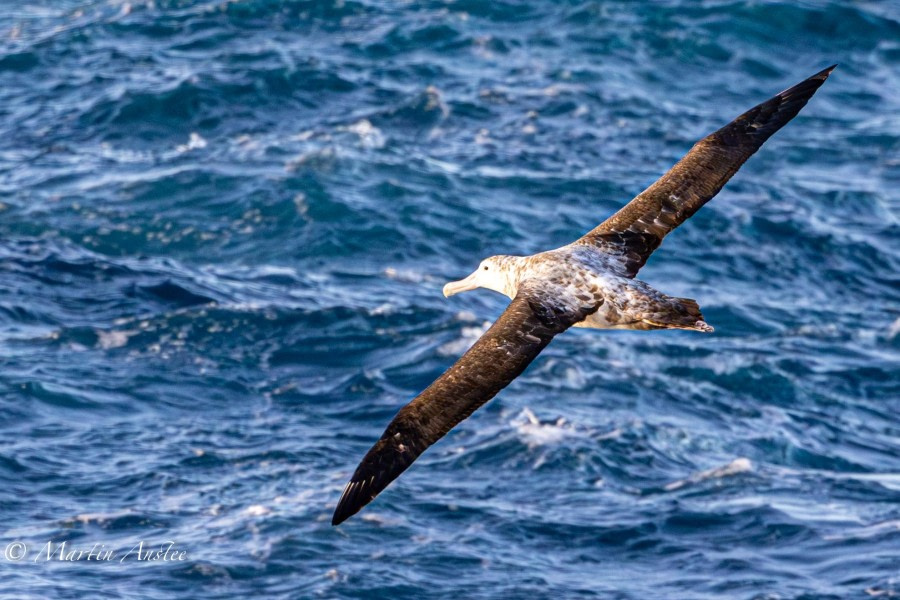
[1,1,898,598]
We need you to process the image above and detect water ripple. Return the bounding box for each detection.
[0,0,897,598]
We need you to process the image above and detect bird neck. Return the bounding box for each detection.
[494,255,524,299]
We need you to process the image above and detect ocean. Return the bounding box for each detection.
[0,1,898,598]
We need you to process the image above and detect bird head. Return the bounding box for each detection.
[443,255,519,299]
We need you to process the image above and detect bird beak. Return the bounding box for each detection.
[443,271,479,297]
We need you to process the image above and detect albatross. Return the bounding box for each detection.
[332,65,835,525]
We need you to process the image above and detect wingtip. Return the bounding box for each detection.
[773,64,836,106]
[817,64,838,79]
[331,503,354,527]
[331,498,350,526]
[331,479,364,526]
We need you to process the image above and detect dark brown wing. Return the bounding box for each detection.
[332,288,598,525]
[579,65,835,277]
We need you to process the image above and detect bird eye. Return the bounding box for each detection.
[483,266,488,271]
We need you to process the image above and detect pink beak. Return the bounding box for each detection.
[442,271,479,297]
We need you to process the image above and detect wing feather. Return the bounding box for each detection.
[580,65,835,277]
[332,289,596,525]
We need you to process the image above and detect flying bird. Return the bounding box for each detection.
[332,65,835,525]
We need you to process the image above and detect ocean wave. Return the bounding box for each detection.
[0,0,897,598]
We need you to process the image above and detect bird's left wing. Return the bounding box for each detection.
[332,284,598,525]
[578,65,835,278]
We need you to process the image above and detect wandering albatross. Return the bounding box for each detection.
[332,65,835,525]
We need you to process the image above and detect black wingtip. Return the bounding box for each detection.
[331,410,432,526]
[331,509,349,526]
[780,64,836,100]
[332,455,419,526]
[331,490,350,526]
[817,64,838,79]
[331,479,367,526]
[798,64,836,92]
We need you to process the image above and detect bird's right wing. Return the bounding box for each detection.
[579,65,835,277]
[332,284,599,525]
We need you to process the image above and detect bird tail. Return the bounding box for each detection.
[638,296,713,332]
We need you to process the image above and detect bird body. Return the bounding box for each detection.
[332,65,835,526]
[444,245,712,332]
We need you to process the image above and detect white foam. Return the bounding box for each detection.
[369,303,395,316]
[343,119,385,149]
[454,311,478,323]
[664,458,753,491]
[176,132,207,153]
[69,510,134,525]
[513,407,571,448]
[242,504,270,517]
[887,317,900,340]
[383,266,427,283]
[96,329,135,349]
[437,322,490,356]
